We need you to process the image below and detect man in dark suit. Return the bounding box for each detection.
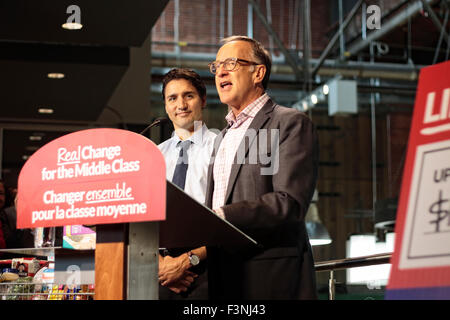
[205,35,319,300]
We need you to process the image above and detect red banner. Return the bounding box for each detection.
[17,128,166,228]
[386,60,450,299]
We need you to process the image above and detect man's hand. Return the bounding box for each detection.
[159,254,197,286]
[165,274,197,294]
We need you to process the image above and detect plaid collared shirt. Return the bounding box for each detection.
[212,93,270,211]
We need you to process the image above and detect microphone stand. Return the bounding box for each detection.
[139,117,169,136]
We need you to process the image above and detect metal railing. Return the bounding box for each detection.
[314,252,392,300]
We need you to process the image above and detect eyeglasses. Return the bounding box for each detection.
[208,57,259,74]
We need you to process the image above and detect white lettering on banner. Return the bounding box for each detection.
[35,182,146,224]
[32,209,55,223]
[41,167,57,181]
[42,146,140,181]
[57,145,121,166]
[43,183,133,206]
[96,203,147,219]
[421,89,450,135]
[85,182,133,204]
[81,145,121,161]
[32,203,147,224]
[111,159,140,173]
[64,205,96,220]
[43,190,86,205]
[74,161,111,177]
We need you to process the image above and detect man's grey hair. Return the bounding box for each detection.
[221,35,272,90]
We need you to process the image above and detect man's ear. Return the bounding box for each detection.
[254,65,266,85]
[201,96,207,109]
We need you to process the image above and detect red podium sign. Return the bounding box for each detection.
[386,61,450,299]
[17,128,166,228]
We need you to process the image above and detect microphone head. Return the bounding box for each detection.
[155,117,169,123]
[139,117,170,135]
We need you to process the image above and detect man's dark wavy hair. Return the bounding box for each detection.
[162,68,206,101]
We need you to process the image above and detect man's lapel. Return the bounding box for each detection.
[224,99,276,204]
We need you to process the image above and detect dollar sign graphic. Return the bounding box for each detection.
[429,190,449,233]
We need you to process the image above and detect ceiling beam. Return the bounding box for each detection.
[345,0,439,58]
[248,0,303,81]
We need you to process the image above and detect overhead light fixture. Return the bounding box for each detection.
[62,22,83,30]
[38,108,54,114]
[47,72,65,79]
[291,75,342,112]
[25,146,40,152]
[29,135,42,141]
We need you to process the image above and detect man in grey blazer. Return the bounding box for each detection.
[205,36,319,300]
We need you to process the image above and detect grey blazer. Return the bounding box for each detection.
[205,98,319,300]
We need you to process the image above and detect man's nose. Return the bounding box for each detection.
[216,63,228,77]
[177,99,188,109]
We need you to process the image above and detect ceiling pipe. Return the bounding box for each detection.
[248,0,303,81]
[151,53,423,81]
[311,0,364,78]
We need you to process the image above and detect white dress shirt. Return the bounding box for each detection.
[212,93,269,211]
[158,123,217,204]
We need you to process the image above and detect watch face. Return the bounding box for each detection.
[190,254,200,266]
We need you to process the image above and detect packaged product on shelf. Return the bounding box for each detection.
[1,268,19,283]
[63,225,96,250]
[12,257,41,277]
[48,284,60,300]
[0,260,12,270]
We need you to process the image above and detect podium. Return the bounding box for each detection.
[15,127,256,300]
[95,181,257,300]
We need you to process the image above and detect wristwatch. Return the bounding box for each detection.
[188,251,200,267]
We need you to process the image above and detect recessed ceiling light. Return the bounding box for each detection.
[311,94,318,105]
[29,136,42,141]
[25,146,40,152]
[322,84,329,95]
[38,108,54,114]
[47,72,65,79]
[62,22,83,30]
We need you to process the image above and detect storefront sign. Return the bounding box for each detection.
[17,128,166,228]
[386,60,450,299]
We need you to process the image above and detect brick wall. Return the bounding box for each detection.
[152,0,331,57]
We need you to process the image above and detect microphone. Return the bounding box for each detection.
[139,117,169,135]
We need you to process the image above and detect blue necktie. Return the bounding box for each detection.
[171,140,192,190]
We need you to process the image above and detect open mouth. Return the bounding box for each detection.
[220,81,232,89]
